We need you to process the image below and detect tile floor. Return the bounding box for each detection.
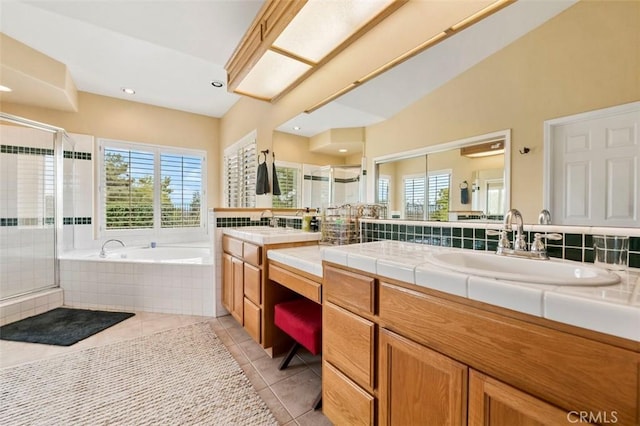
[0,310,332,426]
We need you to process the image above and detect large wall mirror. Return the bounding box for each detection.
[374,129,510,222]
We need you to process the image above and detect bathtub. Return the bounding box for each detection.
[87,246,213,264]
[59,243,214,316]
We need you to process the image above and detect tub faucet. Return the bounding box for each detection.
[100,239,125,258]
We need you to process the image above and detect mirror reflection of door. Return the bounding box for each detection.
[485,179,505,216]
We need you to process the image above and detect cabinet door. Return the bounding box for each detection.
[468,370,591,426]
[231,257,244,324]
[222,253,233,312]
[379,328,468,426]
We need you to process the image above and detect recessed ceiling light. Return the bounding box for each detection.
[293,126,301,131]
[121,87,136,95]
[210,80,224,88]
[339,149,348,153]
[0,85,12,92]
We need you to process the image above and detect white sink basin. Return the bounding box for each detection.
[424,250,621,286]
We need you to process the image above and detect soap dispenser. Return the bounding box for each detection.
[302,207,312,232]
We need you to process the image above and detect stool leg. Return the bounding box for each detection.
[278,342,300,370]
[313,390,322,410]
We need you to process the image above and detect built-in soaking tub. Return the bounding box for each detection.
[59,244,214,317]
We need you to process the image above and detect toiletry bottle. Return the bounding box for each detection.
[302,207,311,232]
[310,213,318,232]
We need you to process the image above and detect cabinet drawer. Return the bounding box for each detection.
[324,265,375,315]
[243,298,261,343]
[223,235,243,258]
[244,263,261,305]
[323,361,374,426]
[324,302,375,391]
[243,242,262,266]
[269,264,321,304]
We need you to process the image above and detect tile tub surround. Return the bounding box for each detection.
[59,256,214,316]
[320,240,640,342]
[360,219,640,269]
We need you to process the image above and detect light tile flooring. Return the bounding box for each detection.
[0,311,332,426]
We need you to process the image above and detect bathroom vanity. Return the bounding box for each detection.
[318,241,639,426]
[221,227,321,353]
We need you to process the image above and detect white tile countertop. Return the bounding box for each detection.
[267,245,323,278]
[223,226,321,245]
[270,240,639,342]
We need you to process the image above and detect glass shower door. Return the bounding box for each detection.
[0,120,59,300]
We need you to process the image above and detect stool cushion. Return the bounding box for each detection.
[274,298,322,355]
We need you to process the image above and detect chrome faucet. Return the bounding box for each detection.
[503,208,527,251]
[261,209,278,227]
[100,239,125,258]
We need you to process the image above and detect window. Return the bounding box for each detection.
[427,171,451,221]
[272,162,301,208]
[404,176,425,220]
[100,139,205,233]
[224,133,256,208]
[378,176,390,205]
[403,171,451,221]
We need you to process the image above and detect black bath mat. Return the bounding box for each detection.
[0,308,134,346]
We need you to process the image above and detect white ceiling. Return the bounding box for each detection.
[1,0,576,135]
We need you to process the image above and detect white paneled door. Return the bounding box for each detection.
[547,103,640,227]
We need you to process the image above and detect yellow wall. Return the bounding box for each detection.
[272,131,345,165]
[365,0,639,220]
[1,92,220,207]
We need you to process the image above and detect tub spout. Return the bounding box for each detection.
[100,239,125,258]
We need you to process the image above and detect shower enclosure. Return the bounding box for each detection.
[307,164,362,209]
[0,113,74,305]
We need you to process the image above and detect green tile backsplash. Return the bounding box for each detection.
[361,222,640,269]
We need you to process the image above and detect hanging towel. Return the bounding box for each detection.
[272,162,281,196]
[461,187,469,204]
[256,160,270,195]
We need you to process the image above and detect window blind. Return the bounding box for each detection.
[224,140,256,208]
[104,147,155,229]
[160,153,203,228]
[427,173,451,221]
[404,177,425,220]
[378,177,389,205]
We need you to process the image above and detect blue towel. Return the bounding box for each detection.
[461,187,469,204]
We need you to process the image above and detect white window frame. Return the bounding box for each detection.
[97,138,207,237]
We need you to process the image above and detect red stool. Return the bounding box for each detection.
[274,298,322,410]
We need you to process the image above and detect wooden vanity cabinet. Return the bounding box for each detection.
[222,235,262,340]
[222,234,319,351]
[322,263,640,426]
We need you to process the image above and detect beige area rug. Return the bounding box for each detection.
[0,322,277,425]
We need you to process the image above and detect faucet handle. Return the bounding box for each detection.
[488,229,510,250]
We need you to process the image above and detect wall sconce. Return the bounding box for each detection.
[225,0,406,102]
